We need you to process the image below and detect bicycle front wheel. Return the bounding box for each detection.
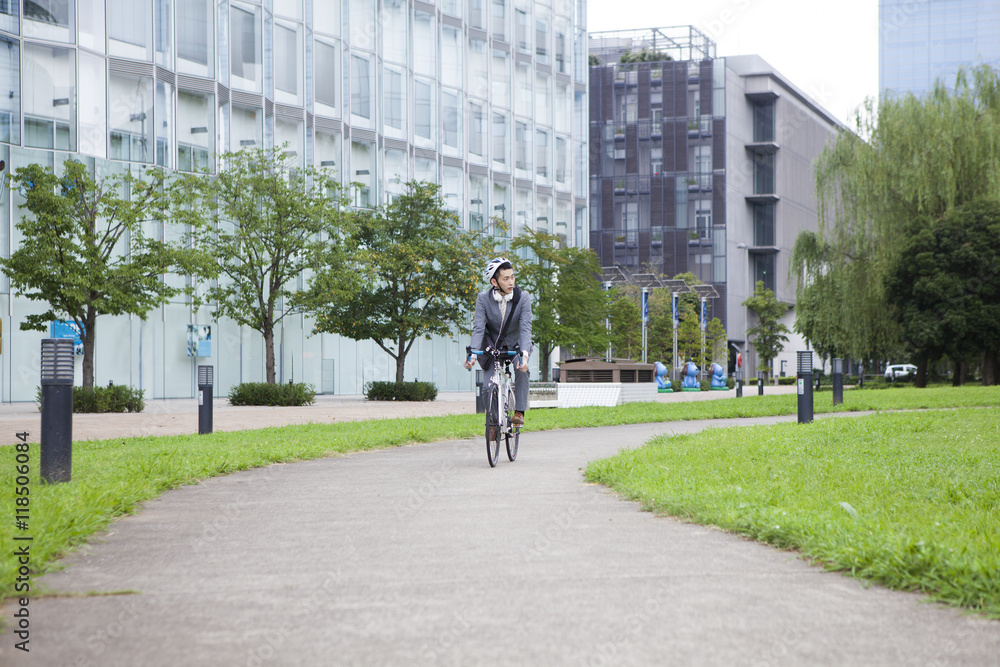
[485,384,501,467]
[506,386,518,462]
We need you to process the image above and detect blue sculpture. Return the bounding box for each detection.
[655,361,672,392]
[710,362,727,389]
[681,361,700,390]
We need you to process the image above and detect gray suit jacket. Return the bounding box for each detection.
[470,286,533,359]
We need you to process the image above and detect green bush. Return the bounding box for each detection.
[37,385,146,413]
[365,381,438,402]
[228,382,317,406]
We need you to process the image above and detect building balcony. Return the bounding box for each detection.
[744,193,780,204]
[745,141,779,154]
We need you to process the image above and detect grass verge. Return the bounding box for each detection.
[0,385,996,601]
[585,408,1000,618]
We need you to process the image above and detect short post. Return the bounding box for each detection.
[758,370,764,396]
[735,367,742,398]
[40,339,74,484]
[858,362,864,389]
[475,369,485,414]
[198,365,214,435]
[832,358,844,406]
[797,351,814,424]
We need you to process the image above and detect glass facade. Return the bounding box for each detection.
[0,0,589,401]
[880,0,1000,98]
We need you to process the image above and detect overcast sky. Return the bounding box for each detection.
[587,0,880,125]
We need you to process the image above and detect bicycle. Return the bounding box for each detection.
[467,344,521,467]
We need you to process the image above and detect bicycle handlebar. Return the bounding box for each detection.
[466,344,522,369]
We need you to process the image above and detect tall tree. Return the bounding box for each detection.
[796,66,1000,361]
[173,147,352,384]
[885,201,1000,386]
[743,280,791,382]
[304,181,497,383]
[512,229,608,380]
[0,160,210,388]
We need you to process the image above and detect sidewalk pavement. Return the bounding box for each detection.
[0,383,799,443]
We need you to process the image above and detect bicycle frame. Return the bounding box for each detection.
[467,344,521,466]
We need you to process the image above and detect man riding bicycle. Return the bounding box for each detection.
[464,257,533,426]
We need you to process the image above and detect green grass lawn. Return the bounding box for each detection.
[0,385,997,603]
[586,407,1000,618]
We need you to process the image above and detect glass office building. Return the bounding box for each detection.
[0,0,589,401]
[880,0,1000,97]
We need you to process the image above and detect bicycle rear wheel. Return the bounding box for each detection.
[505,385,518,462]
[485,385,500,467]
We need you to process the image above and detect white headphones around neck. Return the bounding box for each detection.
[492,289,513,303]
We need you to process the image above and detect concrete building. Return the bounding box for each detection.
[588,27,847,377]
[880,0,1000,98]
[0,0,589,401]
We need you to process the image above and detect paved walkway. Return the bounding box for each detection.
[9,385,994,666]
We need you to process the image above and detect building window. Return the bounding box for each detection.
[382,0,406,64]
[442,26,462,89]
[443,164,463,213]
[554,19,568,74]
[274,21,301,104]
[0,1,18,35]
[177,89,214,172]
[230,4,261,91]
[315,130,341,176]
[753,101,774,142]
[491,0,507,42]
[555,136,568,185]
[351,54,372,123]
[535,128,549,180]
[230,104,263,151]
[469,173,487,230]
[78,51,105,158]
[442,89,461,152]
[177,0,214,77]
[754,253,775,291]
[492,111,508,170]
[514,0,530,54]
[515,119,531,175]
[108,73,154,163]
[155,80,173,167]
[109,0,150,59]
[535,11,549,66]
[413,11,436,77]
[753,202,775,246]
[515,62,532,117]
[23,43,76,151]
[384,65,405,139]
[469,37,488,100]
[753,153,774,194]
[351,139,375,207]
[0,37,20,145]
[384,148,407,201]
[275,117,303,169]
[469,0,485,30]
[315,40,339,115]
[25,0,75,42]
[492,49,510,108]
[469,101,486,160]
[493,180,511,231]
[414,79,434,143]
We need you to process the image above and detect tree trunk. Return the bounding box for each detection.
[983,349,999,386]
[264,315,276,384]
[951,359,965,387]
[82,308,97,389]
[915,353,929,388]
[395,334,407,383]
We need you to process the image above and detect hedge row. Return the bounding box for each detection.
[228,382,317,406]
[364,381,438,402]
[37,385,146,413]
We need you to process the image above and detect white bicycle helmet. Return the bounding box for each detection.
[483,257,511,284]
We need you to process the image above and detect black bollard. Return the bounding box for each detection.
[797,351,814,424]
[758,371,764,396]
[198,365,214,435]
[832,358,844,405]
[475,369,485,414]
[40,339,74,483]
[736,368,743,398]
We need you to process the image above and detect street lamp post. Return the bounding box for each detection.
[691,284,719,384]
[661,279,692,385]
[600,267,629,362]
[631,274,665,364]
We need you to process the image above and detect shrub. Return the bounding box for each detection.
[37,384,146,413]
[365,381,438,402]
[228,382,317,407]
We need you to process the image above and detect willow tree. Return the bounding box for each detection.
[794,65,1000,366]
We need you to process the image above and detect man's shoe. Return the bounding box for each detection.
[512,411,524,426]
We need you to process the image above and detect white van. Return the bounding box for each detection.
[884,364,917,379]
